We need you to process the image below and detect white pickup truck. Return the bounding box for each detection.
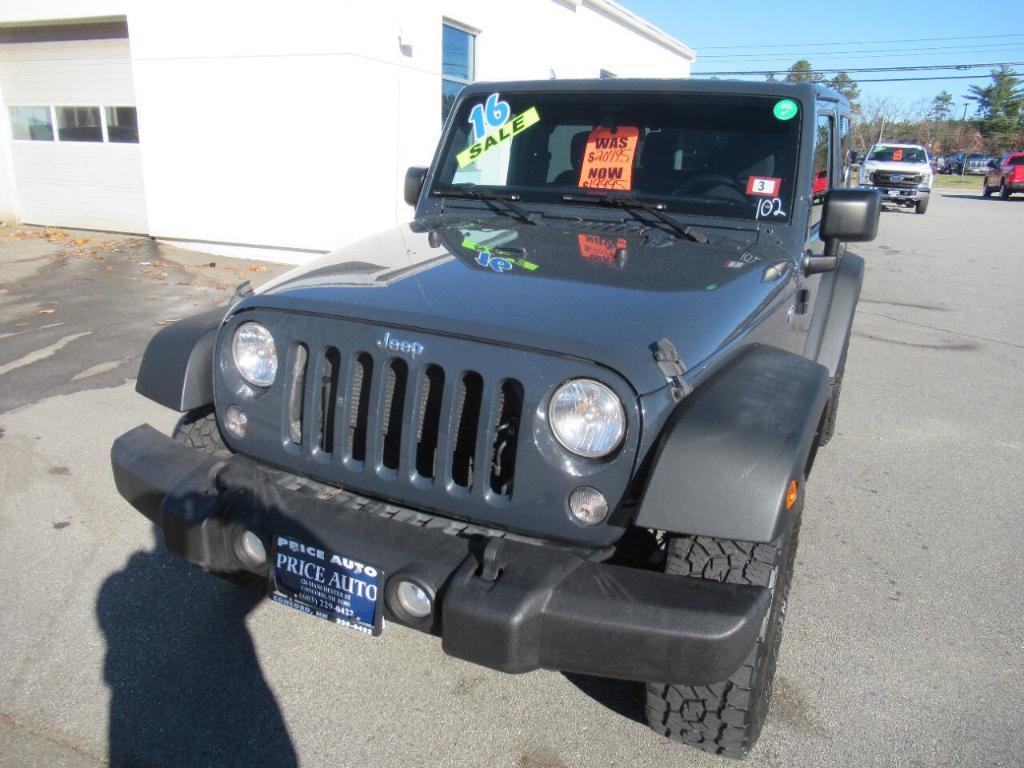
[859,142,932,214]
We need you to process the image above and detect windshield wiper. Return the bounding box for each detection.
[435,184,537,225]
[561,192,709,244]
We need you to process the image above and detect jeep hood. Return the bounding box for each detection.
[242,217,794,394]
[863,161,931,174]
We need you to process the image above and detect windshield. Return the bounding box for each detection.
[868,146,927,164]
[431,90,801,223]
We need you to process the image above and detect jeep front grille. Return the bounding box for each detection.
[284,343,523,501]
[871,171,922,187]
[215,309,639,545]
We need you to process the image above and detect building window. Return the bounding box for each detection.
[9,106,53,141]
[56,106,103,142]
[442,22,475,121]
[105,106,139,143]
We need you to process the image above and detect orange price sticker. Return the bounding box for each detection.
[578,126,639,190]
[892,149,903,161]
[578,234,627,263]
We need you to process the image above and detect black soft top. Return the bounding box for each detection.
[459,78,845,107]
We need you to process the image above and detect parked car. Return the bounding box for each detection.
[111,80,881,760]
[812,167,829,200]
[982,152,1024,198]
[859,142,932,213]
[963,153,991,175]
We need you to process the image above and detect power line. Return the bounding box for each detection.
[854,74,1009,82]
[693,61,1024,76]
[699,42,1024,60]
[698,32,1024,50]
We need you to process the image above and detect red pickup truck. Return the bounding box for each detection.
[982,152,1024,199]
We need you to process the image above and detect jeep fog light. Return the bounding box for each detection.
[569,486,609,525]
[238,530,267,566]
[224,405,248,438]
[393,580,432,619]
[232,322,278,387]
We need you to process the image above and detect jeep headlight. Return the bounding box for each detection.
[549,379,625,458]
[232,322,278,387]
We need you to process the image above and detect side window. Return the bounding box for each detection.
[839,115,852,187]
[9,106,54,140]
[809,113,833,229]
[441,23,475,122]
[105,106,139,143]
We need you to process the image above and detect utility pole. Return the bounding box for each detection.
[960,103,969,177]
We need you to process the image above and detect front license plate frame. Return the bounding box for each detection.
[270,534,384,636]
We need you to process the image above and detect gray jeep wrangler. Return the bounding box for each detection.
[111,79,879,758]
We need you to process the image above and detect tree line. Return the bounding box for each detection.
[780,60,1024,155]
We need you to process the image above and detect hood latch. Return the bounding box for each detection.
[654,338,692,402]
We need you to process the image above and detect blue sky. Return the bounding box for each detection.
[624,0,1024,114]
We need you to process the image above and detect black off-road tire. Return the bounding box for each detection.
[645,493,803,759]
[982,181,992,197]
[999,180,1010,199]
[171,406,230,457]
[915,197,929,214]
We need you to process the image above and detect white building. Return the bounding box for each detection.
[0,1,693,262]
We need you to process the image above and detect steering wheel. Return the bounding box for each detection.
[672,174,748,201]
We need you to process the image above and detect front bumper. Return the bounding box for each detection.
[861,184,930,204]
[111,424,771,685]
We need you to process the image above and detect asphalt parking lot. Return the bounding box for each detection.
[1,191,1022,768]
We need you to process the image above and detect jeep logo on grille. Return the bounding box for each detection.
[376,330,424,359]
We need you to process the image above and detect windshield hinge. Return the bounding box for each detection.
[653,338,691,402]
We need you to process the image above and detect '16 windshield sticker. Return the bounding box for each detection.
[457,104,541,169]
[468,93,511,140]
[462,235,539,273]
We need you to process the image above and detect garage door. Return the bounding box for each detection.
[0,21,148,233]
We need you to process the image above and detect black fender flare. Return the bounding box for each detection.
[135,307,226,412]
[633,344,829,543]
[806,252,864,378]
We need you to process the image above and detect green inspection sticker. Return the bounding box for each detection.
[773,98,799,121]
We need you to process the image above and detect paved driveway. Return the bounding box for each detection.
[0,194,1021,767]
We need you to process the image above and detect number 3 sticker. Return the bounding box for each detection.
[746,176,782,196]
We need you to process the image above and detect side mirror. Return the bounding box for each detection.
[988,159,1000,168]
[805,189,881,275]
[847,150,860,165]
[404,166,428,207]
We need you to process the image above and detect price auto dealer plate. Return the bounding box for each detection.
[270,535,383,636]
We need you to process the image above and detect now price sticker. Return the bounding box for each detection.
[746,176,782,196]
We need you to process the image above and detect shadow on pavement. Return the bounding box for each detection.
[97,528,297,768]
[940,192,1024,202]
[562,672,646,724]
